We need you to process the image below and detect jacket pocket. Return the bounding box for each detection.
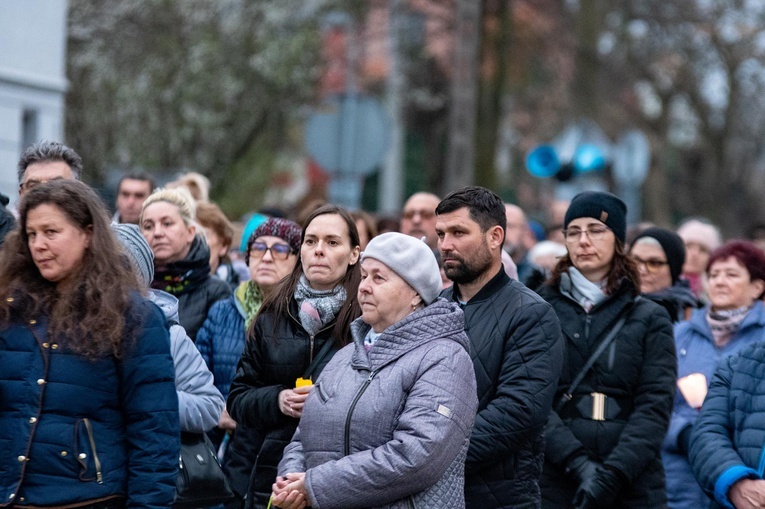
[74,418,104,484]
[315,381,330,404]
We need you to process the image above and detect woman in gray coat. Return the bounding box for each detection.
[272,232,478,509]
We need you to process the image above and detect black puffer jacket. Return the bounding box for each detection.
[537,280,677,509]
[227,297,343,508]
[442,269,564,509]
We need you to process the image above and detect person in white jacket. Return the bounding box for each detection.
[113,223,223,433]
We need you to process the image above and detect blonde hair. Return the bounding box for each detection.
[140,187,196,226]
[167,171,210,202]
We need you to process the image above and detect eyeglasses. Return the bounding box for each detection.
[249,242,294,261]
[631,255,670,273]
[402,209,435,220]
[563,226,611,243]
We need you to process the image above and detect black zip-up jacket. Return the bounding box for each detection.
[537,280,677,508]
[227,297,342,508]
[442,269,564,509]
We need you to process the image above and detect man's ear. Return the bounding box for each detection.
[487,225,504,251]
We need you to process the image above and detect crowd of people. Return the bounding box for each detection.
[3,139,765,509]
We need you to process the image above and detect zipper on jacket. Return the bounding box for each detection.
[584,315,592,340]
[82,418,103,484]
[344,370,378,456]
[758,438,765,476]
[407,495,416,509]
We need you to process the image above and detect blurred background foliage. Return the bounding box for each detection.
[65,0,765,234]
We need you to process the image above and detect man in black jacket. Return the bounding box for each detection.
[436,186,564,509]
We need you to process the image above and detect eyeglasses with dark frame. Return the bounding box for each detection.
[563,225,612,243]
[249,241,294,261]
[630,255,670,273]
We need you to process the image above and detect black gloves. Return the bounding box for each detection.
[565,453,599,485]
[572,464,626,509]
[678,424,693,457]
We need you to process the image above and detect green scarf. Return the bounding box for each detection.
[236,281,264,331]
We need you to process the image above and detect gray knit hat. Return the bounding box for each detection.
[112,223,154,287]
[361,232,442,305]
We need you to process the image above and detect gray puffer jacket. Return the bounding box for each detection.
[150,289,224,433]
[279,298,478,509]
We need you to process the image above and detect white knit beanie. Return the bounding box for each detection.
[361,232,442,304]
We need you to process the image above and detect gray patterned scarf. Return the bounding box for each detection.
[560,267,608,312]
[707,305,751,347]
[294,274,346,336]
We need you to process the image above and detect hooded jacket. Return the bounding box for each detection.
[441,269,564,509]
[150,289,224,433]
[278,299,478,509]
[664,302,765,509]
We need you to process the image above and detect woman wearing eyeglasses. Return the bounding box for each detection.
[629,227,701,322]
[537,191,677,509]
[196,217,302,502]
[227,205,361,508]
[663,240,765,509]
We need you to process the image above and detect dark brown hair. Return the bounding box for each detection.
[0,180,143,358]
[549,238,641,296]
[252,204,361,345]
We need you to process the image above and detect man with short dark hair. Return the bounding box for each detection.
[114,172,155,224]
[436,186,563,509]
[17,140,83,196]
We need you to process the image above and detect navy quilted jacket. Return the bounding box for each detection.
[279,299,478,509]
[690,341,765,509]
[0,295,180,508]
[663,302,765,509]
[196,292,248,399]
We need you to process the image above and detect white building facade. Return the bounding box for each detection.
[0,1,68,204]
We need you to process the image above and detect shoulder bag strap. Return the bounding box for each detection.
[555,296,641,412]
[302,336,337,380]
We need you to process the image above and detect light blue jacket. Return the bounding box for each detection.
[150,289,224,433]
[663,301,765,509]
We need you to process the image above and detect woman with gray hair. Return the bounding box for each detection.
[271,232,478,509]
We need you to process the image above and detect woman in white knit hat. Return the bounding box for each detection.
[272,232,478,509]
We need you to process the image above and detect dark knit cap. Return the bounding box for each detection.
[245,217,302,265]
[631,227,686,284]
[564,191,628,243]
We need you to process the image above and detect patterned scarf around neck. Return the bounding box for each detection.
[707,305,751,347]
[236,281,264,331]
[294,274,346,337]
[561,267,608,312]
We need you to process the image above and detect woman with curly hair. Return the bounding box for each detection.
[0,179,179,508]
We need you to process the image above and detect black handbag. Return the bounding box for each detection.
[175,431,237,508]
